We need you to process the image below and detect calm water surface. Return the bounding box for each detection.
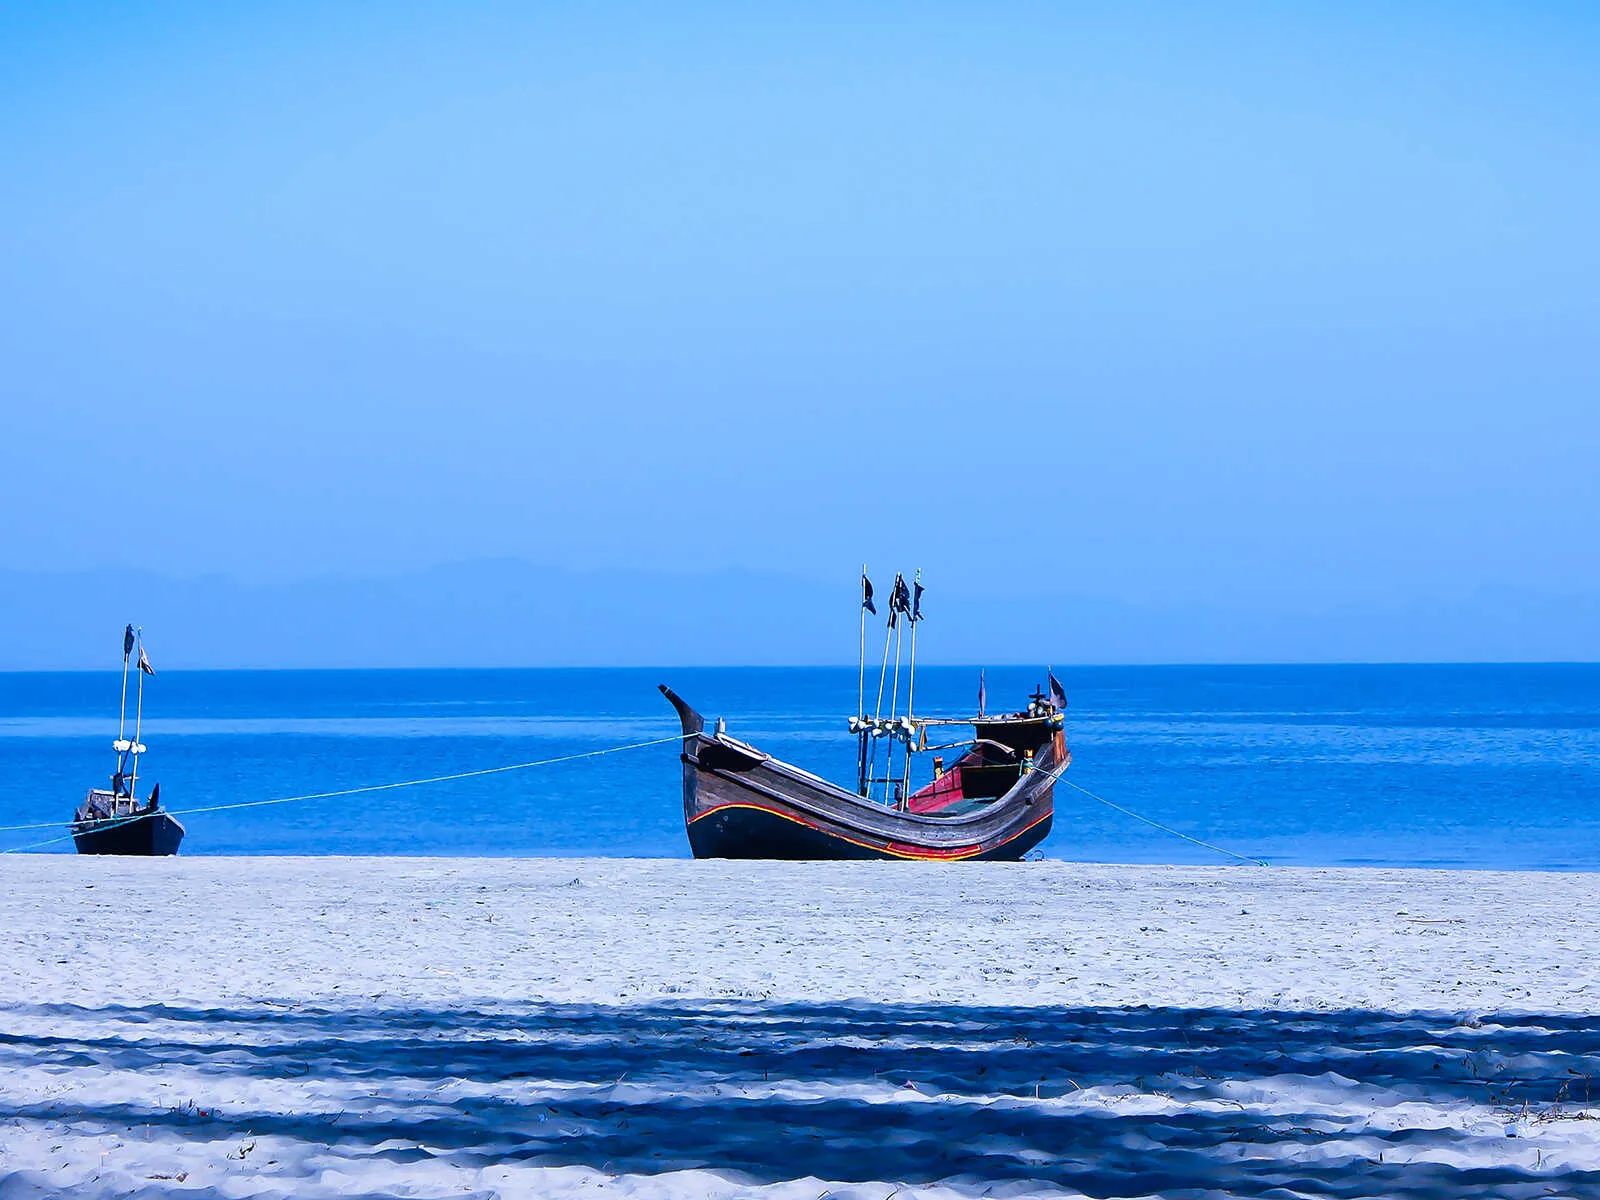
[1,665,1596,868]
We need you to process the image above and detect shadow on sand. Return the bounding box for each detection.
[3,999,1598,1197]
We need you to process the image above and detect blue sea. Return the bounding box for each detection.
[1,665,1596,868]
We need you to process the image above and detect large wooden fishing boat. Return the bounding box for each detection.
[71,625,185,856]
[662,570,1069,861]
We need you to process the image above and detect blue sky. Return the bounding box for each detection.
[2,3,1597,629]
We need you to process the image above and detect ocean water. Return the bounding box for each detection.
[0,665,1596,869]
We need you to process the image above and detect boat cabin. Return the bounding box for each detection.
[76,785,160,822]
[905,709,1067,815]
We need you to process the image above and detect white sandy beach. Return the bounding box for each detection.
[2,856,1598,1198]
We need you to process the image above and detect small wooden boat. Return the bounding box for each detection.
[661,570,1069,861]
[71,625,185,856]
[72,787,185,856]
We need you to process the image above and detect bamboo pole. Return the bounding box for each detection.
[115,630,132,785]
[868,615,894,803]
[905,570,921,723]
[857,566,870,797]
[128,630,145,808]
[858,565,867,720]
[888,612,903,805]
[901,569,921,806]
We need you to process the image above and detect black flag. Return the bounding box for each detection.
[861,573,876,615]
[888,573,911,628]
[978,668,986,716]
[123,624,135,658]
[1048,671,1068,710]
[148,783,160,809]
[911,579,924,623]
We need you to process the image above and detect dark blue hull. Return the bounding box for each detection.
[72,812,185,856]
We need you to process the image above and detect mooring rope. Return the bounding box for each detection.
[4,729,1268,866]
[1034,760,1267,866]
[0,732,686,854]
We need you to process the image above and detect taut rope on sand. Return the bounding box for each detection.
[1031,760,1268,867]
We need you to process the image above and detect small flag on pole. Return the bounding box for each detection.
[123,624,135,658]
[978,668,986,716]
[1048,671,1068,710]
[911,579,924,623]
[888,573,911,628]
[861,572,876,615]
[137,647,155,676]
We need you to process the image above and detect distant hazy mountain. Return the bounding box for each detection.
[1,562,1595,669]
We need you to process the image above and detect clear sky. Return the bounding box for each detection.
[2,3,1597,621]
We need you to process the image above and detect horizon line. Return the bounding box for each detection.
[4,660,1598,674]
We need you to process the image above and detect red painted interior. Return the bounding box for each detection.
[907,766,966,813]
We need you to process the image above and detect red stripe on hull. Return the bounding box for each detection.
[689,801,1050,861]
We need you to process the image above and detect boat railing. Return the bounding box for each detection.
[78,788,146,822]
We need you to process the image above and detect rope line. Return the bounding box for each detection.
[1,829,86,855]
[1,733,685,854]
[1037,761,1267,866]
[0,817,86,834]
[5,729,1267,866]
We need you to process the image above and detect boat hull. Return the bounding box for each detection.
[687,797,1052,861]
[662,686,1057,862]
[72,812,186,856]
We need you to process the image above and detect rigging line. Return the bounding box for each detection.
[1037,763,1268,867]
[0,733,685,852]
[1,829,81,854]
[0,817,89,833]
